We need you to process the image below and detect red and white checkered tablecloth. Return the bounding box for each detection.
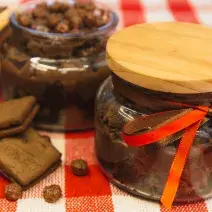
[1,0,212,211]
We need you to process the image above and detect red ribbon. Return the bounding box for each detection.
[123,106,209,209]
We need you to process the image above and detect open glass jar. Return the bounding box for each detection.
[95,23,212,205]
[0,0,118,131]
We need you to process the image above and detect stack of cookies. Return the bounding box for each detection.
[0,96,61,190]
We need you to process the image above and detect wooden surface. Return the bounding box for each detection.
[0,7,13,32]
[0,7,13,46]
[107,22,212,94]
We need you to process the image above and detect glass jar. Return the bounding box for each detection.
[95,74,212,203]
[0,0,118,131]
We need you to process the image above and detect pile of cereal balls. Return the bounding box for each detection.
[17,1,110,33]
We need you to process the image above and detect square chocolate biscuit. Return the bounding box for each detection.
[0,128,61,189]
[0,96,39,137]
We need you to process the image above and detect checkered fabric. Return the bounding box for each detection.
[1,0,212,211]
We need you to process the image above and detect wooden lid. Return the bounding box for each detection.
[0,7,13,32]
[107,22,212,94]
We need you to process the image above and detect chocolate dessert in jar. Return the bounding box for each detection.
[95,22,212,207]
[1,0,118,131]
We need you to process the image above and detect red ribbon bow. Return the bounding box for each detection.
[123,106,209,209]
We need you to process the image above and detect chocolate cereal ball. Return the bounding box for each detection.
[43,184,62,203]
[71,159,89,176]
[5,183,23,201]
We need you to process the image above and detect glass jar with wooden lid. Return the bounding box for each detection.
[95,22,212,208]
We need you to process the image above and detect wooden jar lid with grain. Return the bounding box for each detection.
[106,22,212,94]
[0,7,13,45]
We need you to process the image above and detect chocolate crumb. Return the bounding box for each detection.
[5,184,23,201]
[43,184,62,203]
[71,159,89,176]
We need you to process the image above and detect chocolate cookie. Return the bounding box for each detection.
[0,128,61,189]
[0,96,39,138]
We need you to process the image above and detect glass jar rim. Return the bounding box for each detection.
[10,0,119,40]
